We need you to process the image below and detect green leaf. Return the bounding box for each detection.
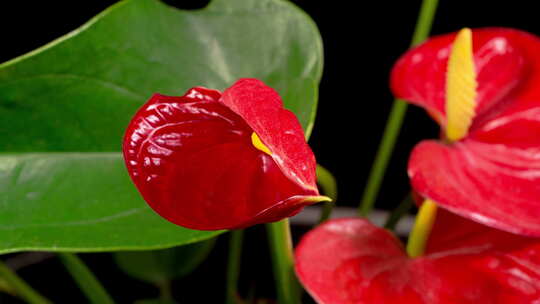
[113,238,215,284]
[0,277,16,296]
[0,0,323,253]
[0,153,222,254]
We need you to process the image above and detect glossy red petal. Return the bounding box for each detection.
[409,137,540,236]
[295,218,540,304]
[221,79,318,192]
[470,104,540,148]
[123,83,319,230]
[395,28,540,236]
[427,208,536,254]
[390,28,536,127]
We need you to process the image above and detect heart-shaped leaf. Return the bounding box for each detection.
[0,154,222,254]
[0,0,322,253]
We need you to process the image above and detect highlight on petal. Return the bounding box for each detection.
[391,28,532,127]
[295,217,540,304]
[393,28,540,236]
[445,28,478,141]
[123,79,324,230]
[409,136,540,236]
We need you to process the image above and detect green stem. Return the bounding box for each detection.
[0,260,51,304]
[316,164,338,224]
[410,0,440,46]
[226,229,244,304]
[384,192,414,230]
[266,219,301,304]
[358,99,408,216]
[358,0,439,216]
[406,200,438,257]
[157,280,172,302]
[57,253,115,304]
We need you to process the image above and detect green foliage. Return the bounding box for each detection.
[0,154,222,253]
[0,278,16,296]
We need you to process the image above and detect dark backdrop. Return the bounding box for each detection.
[1,1,540,303]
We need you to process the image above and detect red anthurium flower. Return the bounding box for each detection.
[295,215,540,304]
[391,28,540,236]
[123,78,329,230]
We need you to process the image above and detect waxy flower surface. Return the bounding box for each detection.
[391,28,540,236]
[295,215,540,304]
[123,79,328,230]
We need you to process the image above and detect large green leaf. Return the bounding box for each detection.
[0,154,223,254]
[0,0,323,253]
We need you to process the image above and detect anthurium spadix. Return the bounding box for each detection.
[295,214,540,304]
[123,78,329,230]
[391,28,540,236]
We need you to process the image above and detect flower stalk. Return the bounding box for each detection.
[58,253,115,304]
[358,0,439,216]
[0,260,51,304]
[316,164,337,224]
[226,229,244,304]
[266,219,301,304]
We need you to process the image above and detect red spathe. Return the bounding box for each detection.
[295,216,540,304]
[123,79,320,230]
[391,28,540,236]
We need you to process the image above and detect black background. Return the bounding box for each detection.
[1,0,540,303]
